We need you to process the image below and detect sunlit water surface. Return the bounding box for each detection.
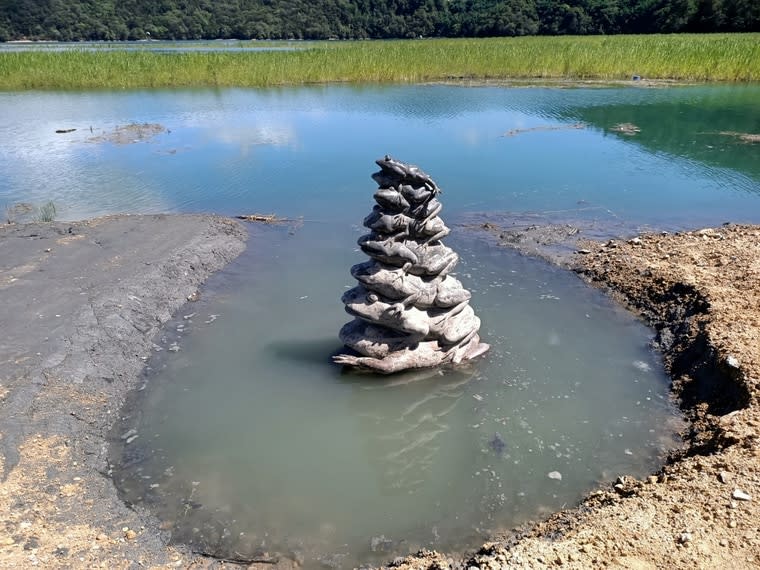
[3,83,758,567]
[1,84,759,227]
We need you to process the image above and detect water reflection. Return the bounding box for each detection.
[347,367,475,495]
[1,84,758,226]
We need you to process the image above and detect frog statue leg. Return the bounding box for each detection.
[421,227,450,245]
[333,340,451,375]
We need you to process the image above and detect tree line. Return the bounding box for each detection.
[1,0,758,42]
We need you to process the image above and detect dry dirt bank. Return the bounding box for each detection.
[395,223,759,570]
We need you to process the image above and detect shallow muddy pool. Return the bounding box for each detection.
[110,223,682,568]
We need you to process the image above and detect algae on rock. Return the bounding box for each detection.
[334,156,489,374]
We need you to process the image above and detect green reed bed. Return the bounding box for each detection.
[1,34,758,90]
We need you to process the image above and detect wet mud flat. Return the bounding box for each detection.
[0,214,246,568]
[0,213,758,570]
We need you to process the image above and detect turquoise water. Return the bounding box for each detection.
[1,84,759,227]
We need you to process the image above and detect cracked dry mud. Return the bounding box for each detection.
[0,216,758,570]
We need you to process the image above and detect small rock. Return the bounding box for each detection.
[729,520,737,528]
[96,533,109,542]
[576,249,591,255]
[628,237,642,245]
[732,489,752,501]
[124,529,137,540]
[547,471,562,481]
[678,532,692,544]
[370,535,392,553]
[718,471,731,484]
[120,429,137,440]
[719,539,728,547]
[726,356,740,369]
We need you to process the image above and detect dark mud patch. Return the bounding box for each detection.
[0,214,246,568]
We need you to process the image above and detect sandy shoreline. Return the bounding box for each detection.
[0,215,758,569]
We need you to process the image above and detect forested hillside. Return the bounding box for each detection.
[1,0,758,42]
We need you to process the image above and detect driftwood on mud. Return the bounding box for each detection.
[236,213,285,223]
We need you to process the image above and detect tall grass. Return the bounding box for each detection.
[1,34,758,90]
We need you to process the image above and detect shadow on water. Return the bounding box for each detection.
[267,338,344,367]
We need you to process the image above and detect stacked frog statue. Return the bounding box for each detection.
[333,156,490,374]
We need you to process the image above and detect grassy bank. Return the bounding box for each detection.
[1,34,758,90]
